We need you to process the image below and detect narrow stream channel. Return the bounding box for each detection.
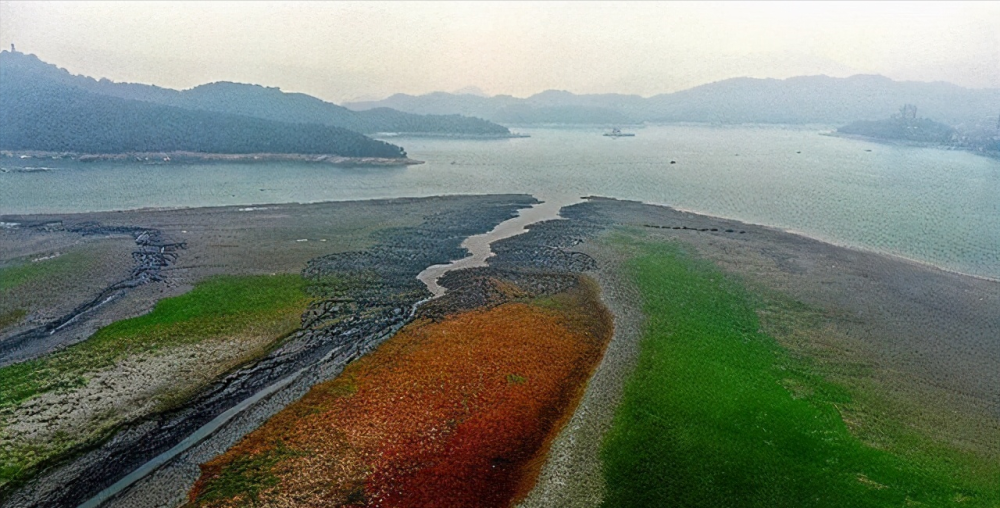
[417,196,580,297]
[78,195,578,508]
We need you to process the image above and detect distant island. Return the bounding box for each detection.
[373,131,530,140]
[834,104,1000,157]
[837,105,955,143]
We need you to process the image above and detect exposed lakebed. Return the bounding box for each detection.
[0,195,997,507]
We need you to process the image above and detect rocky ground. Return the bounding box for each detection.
[1,224,184,366]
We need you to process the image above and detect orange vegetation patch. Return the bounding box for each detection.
[187,279,612,508]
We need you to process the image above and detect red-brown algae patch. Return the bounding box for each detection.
[187,281,612,508]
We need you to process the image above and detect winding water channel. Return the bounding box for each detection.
[417,197,579,297]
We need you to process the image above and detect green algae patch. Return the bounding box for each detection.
[0,274,310,409]
[600,240,999,507]
[0,274,311,493]
[194,442,308,506]
[0,309,27,333]
[0,253,84,293]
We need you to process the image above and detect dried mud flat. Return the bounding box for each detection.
[2,195,996,508]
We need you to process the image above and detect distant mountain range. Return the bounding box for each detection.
[0,50,512,159]
[3,49,996,159]
[346,76,999,127]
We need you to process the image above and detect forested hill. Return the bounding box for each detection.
[0,67,406,158]
[177,83,510,135]
[0,51,510,136]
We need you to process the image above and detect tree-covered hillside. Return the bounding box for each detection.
[179,84,511,135]
[0,78,406,157]
[0,50,510,136]
[353,107,509,134]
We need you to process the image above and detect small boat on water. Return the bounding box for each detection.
[603,127,635,137]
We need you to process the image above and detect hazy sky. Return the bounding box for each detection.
[1,1,997,103]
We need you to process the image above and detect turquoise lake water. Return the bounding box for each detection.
[2,125,998,279]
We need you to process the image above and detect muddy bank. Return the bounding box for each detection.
[1,195,534,508]
[579,197,999,417]
[516,247,644,508]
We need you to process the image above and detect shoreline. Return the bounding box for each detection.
[373,131,530,139]
[4,194,995,284]
[590,197,1000,283]
[820,131,1000,160]
[1,150,424,167]
[3,192,996,284]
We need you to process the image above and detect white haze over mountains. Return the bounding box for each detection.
[0,1,997,104]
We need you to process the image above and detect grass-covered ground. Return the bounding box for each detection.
[0,274,309,409]
[0,239,139,337]
[600,238,999,507]
[0,252,83,293]
[0,274,311,492]
[0,251,89,333]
